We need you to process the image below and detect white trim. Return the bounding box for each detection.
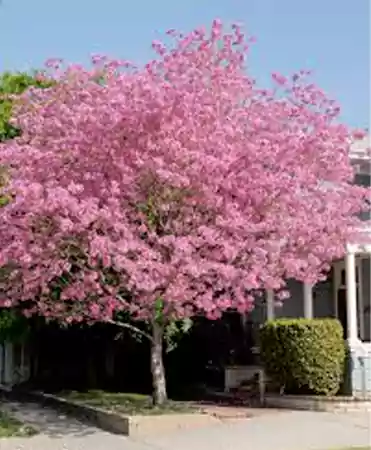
[266,290,275,320]
[303,283,313,319]
[350,136,371,175]
[347,339,371,355]
[333,257,365,341]
[345,251,358,342]
[348,239,371,255]
[358,260,365,340]
[333,265,339,320]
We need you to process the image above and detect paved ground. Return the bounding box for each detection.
[1,400,370,450]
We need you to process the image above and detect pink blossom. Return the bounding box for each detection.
[272,72,288,85]
[352,129,367,140]
[0,20,368,325]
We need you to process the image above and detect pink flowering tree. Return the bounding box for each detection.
[0,21,368,404]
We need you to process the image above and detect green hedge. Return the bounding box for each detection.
[259,318,346,396]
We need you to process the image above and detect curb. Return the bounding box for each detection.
[0,387,229,436]
[264,393,371,412]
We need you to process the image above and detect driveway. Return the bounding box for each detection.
[1,401,370,450]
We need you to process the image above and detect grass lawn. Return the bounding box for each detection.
[0,410,37,438]
[58,390,199,416]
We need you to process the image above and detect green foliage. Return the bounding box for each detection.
[0,71,52,142]
[0,194,10,207]
[0,309,30,344]
[60,390,196,415]
[0,71,53,209]
[259,318,346,396]
[0,410,37,438]
[114,302,192,352]
[0,72,52,345]
[154,297,164,324]
[154,297,193,351]
[164,318,193,352]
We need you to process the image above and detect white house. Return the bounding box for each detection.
[244,136,371,396]
[224,137,371,395]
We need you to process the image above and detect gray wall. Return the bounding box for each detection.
[313,278,335,317]
[249,278,334,322]
[248,261,370,342]
[274,279,334,319]
[355,173,371,221]
[275,279,304,318]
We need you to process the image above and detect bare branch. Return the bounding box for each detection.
[105,318,153,342]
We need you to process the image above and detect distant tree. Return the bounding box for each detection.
[0,21,369,405]
[0,71,51,142]
[0,71,52,336]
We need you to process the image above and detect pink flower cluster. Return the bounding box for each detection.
[0,20,368,324]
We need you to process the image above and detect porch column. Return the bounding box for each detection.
[266,290,275,320]
[345,250,358,342]
[303,283,313,319]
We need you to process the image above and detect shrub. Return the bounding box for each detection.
[259,318,346,396]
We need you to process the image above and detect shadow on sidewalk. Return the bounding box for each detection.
[1,399,97,438]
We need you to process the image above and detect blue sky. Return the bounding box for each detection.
[0,0,369,128]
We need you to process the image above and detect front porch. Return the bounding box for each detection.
[225,244,371,396]
[265,250,371,345]
[263,244,371,397]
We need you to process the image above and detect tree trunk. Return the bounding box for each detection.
[151,321,168,405]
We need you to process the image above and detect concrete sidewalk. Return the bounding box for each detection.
[1,400,370,450]
[141,410,371,450]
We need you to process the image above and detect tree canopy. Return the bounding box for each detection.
[0,20,369,403]
[0,18,368,318]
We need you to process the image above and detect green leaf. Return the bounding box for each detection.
[0,71,53,142]
[154,297,164,324]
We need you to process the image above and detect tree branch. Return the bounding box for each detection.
[60,262,154,342]
[106,318,153,342]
